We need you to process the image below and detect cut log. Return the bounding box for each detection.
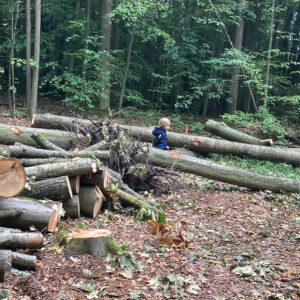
[143,147,300,193]
[31,114,300,166]
[84,140,109,151]
[65,229,113,257]
[0,231,43,249]
[0,250,11,282]
[19,157,70,167]
[11,252,36,270]
[25,158,98,179]
[31,132,68,152]
[9,145,110,160]
[0,145,9,157]
[0,158,26,198]
[0,210,22,219]
[79,185,105,218]
[63,195,80,219]
[80,171,111,189]
[0,197,60,231]
[204,119,273,146]
[0,123,79,149]
[70,176,80,194]
[20,176,73,201]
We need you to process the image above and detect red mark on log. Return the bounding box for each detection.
[10,127,22,135]
[169,152,179,158]
[29,237,40,244]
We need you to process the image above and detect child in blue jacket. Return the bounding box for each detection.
[152,118,171,150]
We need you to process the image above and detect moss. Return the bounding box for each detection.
[65,239,87,255]
[55,224,70,245]
[105,238,122,255]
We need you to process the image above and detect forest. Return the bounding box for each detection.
[0,0,299,299]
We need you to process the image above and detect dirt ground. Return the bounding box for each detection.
[0,105,299,300]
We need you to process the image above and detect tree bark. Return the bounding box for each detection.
[0,250,11,282]
[26,0,32,113]
[11,252,36,270]
[82,0,91,80]
[0,197,60,231]
[31,0,41,116]
[63,195,80,218]
[70,176,80,194]
[0,158,26,198]
[25,158,98,179]
[0,123,78,149]
[0,231,43,249]
[31,132,67,152]
[204,119,273,146]
[65,229,113,256]
[20,176,73,201]
[19,157,70,167]
[30,114,300,166]
[227,0,246,114]
[79,185,104,218]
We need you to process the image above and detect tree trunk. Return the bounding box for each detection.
[0,158,26,198]
[31,0,41,116]
[0,197,60,231]
[143,147,300,193]
[63,195,80,218]
[79,185,104,218]
[20,176,73,201]
[70,176,80,194]
[0,250,11,282]
[19,157,70,167]
[118,26,136,116]
[227,0,246,114]
[264,0,275,106]
[0,231,43,249]
[26,0,32,113]
[31,132,67,152]
[65,229,113,256]
[99,0,113,112]
[204,119,273,146]
[25,158,98,179]
[30,114,300,166]
[12,252,36,270]
[0,123,78,150]
[82,0,91,80]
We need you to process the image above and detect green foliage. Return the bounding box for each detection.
[135,207,166,223]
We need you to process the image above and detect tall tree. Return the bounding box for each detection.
[30,0,41,116]
[227,0,246,114]
[99,0,113,112]
[82,0,90,80]
[26,0,32,113]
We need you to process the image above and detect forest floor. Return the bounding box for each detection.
[0,104,299,300]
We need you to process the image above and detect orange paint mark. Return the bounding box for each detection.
[169,152,179,157]
[29,237,40,244]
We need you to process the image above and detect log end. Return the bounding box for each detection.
[0,158,26,198]
[47,202,63,232]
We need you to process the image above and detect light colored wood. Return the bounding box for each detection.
[48,202,63,232]
[0,158,26,198]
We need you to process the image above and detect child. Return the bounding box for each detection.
[152,117,171,150]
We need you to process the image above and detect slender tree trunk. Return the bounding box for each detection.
[26,0,32,114]
[118,26,135,116]
[68,0,80,73]
[31,0,41,116]
[264,0,275,106]
[82,0,90,80]
[99,0,113,112]
[227,0,246,114]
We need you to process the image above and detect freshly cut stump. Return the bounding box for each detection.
[0,158,26,198]
[65,229,113,257]
[63,195,80,218]
[79,185,105,218]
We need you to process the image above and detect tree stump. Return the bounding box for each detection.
[0,158,26,198]
[65,229,113,257]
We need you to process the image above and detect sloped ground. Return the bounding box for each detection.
[0,106,299,299]
[3,179,300,300]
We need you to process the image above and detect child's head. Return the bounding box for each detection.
[158,117,171,131]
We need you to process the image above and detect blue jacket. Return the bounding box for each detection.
[152,127,168,150]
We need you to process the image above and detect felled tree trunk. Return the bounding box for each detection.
[70,176,80,194]
[0,197,60,231]
[63,195,80,219]
[65,229,113,257]
[31,132,67,152]
[80,170,111,190]
[0,158,26,198]
[0,123,79,149]
[25,158,98,179]
[0,250,11,282]
[0,231,43,249]
[79,185,105,218]
[20,176,73,201]
[31,114,300,166]
[144,147,300,193]
[11,252,36,270]
[204,119,273,146]
[19,157,70,167]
